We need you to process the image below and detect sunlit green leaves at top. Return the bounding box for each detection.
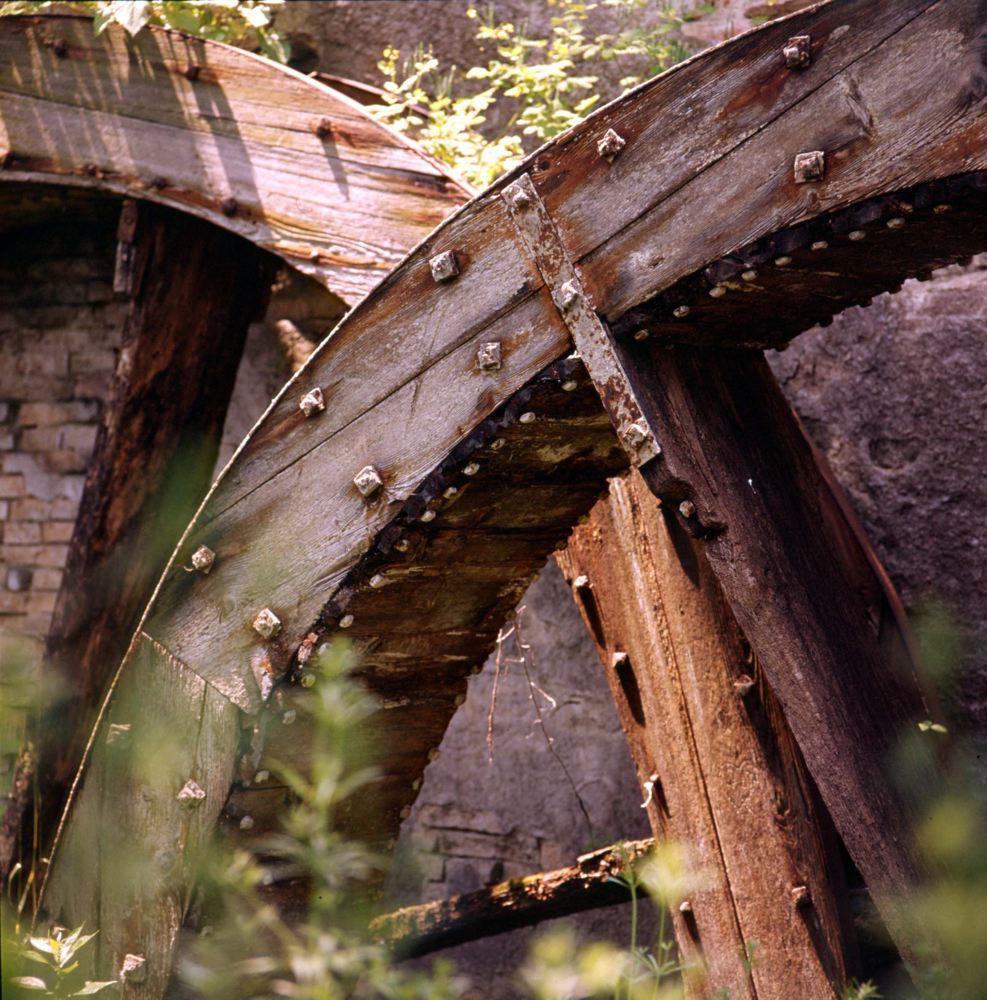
[0,1,290,63]
[368,0,690,188]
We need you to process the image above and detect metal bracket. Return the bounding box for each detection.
[501,173,661,467]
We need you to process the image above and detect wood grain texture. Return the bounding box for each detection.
[102,0,987,715]
[0,15,467,303]
[42,633,239,999]
[219,359,628,851]
[559,472,858,999]
[622,345,932,957]
[146,282,569,710]
[573,0,987,317]
[38,1,987,990]
[533,0,939,267]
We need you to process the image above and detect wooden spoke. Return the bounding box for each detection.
[1,200,274,885]
[611,346,934,958]
[559,471,859,999]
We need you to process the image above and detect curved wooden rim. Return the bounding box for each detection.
[0,13,469,304]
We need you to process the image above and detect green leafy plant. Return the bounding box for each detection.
[521,841,703,999]
[0,1,289,62]
[370,0,690,187]
[842,980,882,999]
[6,924,114,997]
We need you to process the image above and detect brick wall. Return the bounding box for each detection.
[0,212,123,643]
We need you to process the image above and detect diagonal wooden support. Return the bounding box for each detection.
[618,343,933,940]
[503,171,934,960]
[503,174,660,467]
[558,474,860,998]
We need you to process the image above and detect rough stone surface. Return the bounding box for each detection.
[770,265,987,750]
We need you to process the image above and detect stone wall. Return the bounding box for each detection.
[0,208,122,642]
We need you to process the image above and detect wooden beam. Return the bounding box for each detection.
[370,839,653,959]
[558,472,859,999]
[40,633,240,997]
[0,199,274,888]
[0,15,467,303]
[36,3,987,989]
[614,343,934,958]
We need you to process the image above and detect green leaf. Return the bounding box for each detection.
[28,936,56,955]
[257,30,290,64]
[63,931,98,959]
[159,7,204,35]
[240,5,270,28]
[10,977,49,992]
[21,951,53,966]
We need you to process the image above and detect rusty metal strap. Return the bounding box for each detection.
[501,173,660,467]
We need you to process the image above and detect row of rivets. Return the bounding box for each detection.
[660,198,936,325]
[311,363,575,651]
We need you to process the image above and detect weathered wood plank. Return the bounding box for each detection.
[200,199,540,513]
[145,284,570,710]
[370,839,654,959]
[534,0,935,261]
[559,471,858,999]
[0,16,466,303]
[621,344,932,956]
[118,0,987,716]
[38,2,987,990]
[580,0,987,317]
[42,634,240,996]
[219,361,627,851]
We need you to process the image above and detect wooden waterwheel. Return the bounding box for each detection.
[3,2,986,996]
